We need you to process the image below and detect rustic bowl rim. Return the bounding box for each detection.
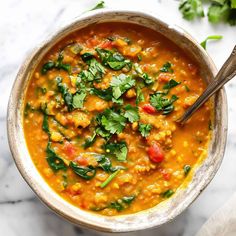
[7,9,228,233]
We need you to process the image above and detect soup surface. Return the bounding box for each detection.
[23,23,212,216]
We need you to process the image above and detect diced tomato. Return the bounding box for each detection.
[100,40,113,49]
[162,172,171,181]
[147,143,164,163]
[158,73,171,82]
[64,142,76,158]
[75,156,88,166]
[142,104,156,114]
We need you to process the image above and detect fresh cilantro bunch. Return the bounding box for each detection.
[179,0,236,25]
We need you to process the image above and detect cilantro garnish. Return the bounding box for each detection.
[123,105,140,123]
[163,79,181,91]
[179,0,204,20]
[138,123,152,137]
[110,74,136,99]
[72,92,86,109]
[160,62,174,73]
[150,92,178,115]
[134,63,154,85]
[104,141,128,161]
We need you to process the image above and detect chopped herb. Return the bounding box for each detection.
[134,63,154,85]
[162,189,174,198]
[87,58,106,81]
[96,48,132,71]
[46,142,67,172]
[137,54,142,61]
[183,165,191,176]
[81,52,94,62]
[123,104,140,123]
[41,61,55,74]
[100,109,127,134]
[150,92,178,115]
[163,79,181,90]
[72,92,86,109]
[138,123,152,137]
[95,154,112,172]
[200,35,223,50]
[110,74,135,99]
[136,86,145,105]
[184,85,190,92]
[100,169,120,188]
[88,0,105,11]
[179,0,204,20]
[104,141,128,161]
[55,53,71,73]
[160,62,174,73]
[62,173,68,188]
[24,102,34,116]
[70,161,96,180]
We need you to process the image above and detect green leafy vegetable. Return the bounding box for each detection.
[150,92,178,115]
[99,109,127,134]
[96,48,132,71]
[110,74,135,99]
[83,132,97,149]
[179,0,204,20]
[160,62,174,73]
[138,123,152,137]
[100,169,120,188]
[72,92,86,109]
[87,58,106,81]
[136,86,145,105]
[183,165,191,176]
[24,102,35,116]
[163,79,181,90]
[134,63,154,85]
[104,141,128,161]
[123,105,140,123]
[46,142,67,172]
[200,35,223,49]
[41,61,55,74]
[70,161,96,180]
[184,85,190,92]
[90,87,113,101]
[42,114,50,135]
[89,0,105,11]
[162,189,174,198]
[95,154,112,172]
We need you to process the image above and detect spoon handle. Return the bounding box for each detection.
[178,45,236,124]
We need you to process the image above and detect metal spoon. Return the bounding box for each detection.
[178,45,236,124]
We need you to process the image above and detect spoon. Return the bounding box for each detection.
[178,45,236,124]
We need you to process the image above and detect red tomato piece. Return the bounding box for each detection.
[162,172,171,181]
[64,142,76,158]
[142,104,156,114]
[75,156,88,166]
[147,143,164,163]
[100,40,113,49]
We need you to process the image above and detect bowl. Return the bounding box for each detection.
[7,9,228,232]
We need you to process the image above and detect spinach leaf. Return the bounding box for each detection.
[110,74,135,99]
[55,53,71,73]
[90,87,113,101]
[83,132,97,149]
[104,141,128,161]
[70,161,96,180]
[46,142,67,172]
[160,62,174,73]
[87,58,106,81]
[123,104,140,123]
[41,61,55,74]
[200,35,223,50]
[42,114,50,135]
[100,109,127,134]
[179,0,204,20]
[163,79,181,90]
[150,92,178,115]
[95,154,112,172]
[138,123,152,137]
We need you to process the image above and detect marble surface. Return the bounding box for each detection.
[0,0,235,235]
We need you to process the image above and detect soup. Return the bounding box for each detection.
[23,23,212,216]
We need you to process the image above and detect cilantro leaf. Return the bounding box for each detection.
[123,104,140,123]
[160,62,174,73]
[150,92,178,115]
[134,63,154,85]
[96,48,132,71]
[138,123,152,137]
[104,141,128,161]
[90,87,113,101]
[100,109,127,134]
[110,74,135,99]
[208,2,231,23]
[72,92,86,109]
[89,0,105,11]
[88,58,106,81]
[200,35,223,49]
[136,86,145,105]
[179,0,204,20]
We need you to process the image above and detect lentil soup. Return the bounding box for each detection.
[23,23,212,216]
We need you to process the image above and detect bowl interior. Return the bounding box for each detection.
[7,10,227,232]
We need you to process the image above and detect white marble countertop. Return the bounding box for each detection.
[0,0,235,235]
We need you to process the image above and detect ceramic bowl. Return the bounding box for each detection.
[7,9,228,232]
